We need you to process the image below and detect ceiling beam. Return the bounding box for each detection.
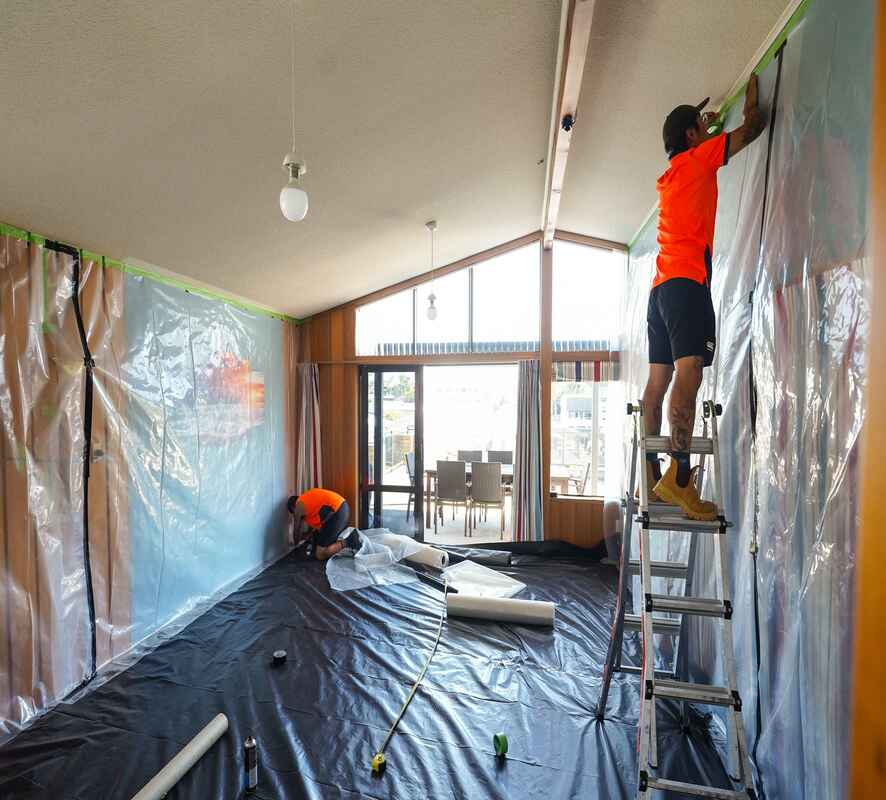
[541,0,596,250]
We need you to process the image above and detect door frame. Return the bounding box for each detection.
[358,365,424,537]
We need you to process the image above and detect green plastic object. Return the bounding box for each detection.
[493,732,508,757]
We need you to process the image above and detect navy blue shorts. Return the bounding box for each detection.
[647,278,716,367]
[314,501,350,546]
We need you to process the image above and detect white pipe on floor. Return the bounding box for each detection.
[130,713,229,800]
[378,533,449,569]
[446,593,556,626]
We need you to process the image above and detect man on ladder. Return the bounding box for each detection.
[642,75,766,519]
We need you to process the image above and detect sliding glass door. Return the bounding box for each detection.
[358,366,424,537]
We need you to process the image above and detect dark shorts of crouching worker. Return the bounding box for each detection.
[314,501,350,546]
[647,277,716,367]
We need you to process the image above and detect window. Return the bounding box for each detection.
[354,241,541,356]
[415,269,470,354]
[472,243,540,351]
[552,240,625,351]
[550,361,619,497]
[356,289,414,356]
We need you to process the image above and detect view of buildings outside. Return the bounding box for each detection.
[551,380,609,496]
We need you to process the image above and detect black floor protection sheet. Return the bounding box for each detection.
[0,550,734,799]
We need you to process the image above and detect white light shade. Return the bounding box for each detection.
[426,304,437,321]
[280,182,309,221]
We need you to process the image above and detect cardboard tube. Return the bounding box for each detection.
[131,713,228,800]
[378,533,449,569]
[446,593,556,626]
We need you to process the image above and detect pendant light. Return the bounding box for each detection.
[280,1,308,221]
[426,220,438,320]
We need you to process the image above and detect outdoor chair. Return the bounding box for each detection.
[435,460,470,535]
[487,450,513,464]
[457,449,482,463]
[469,461,505,538]
[568,462,592,495]
[405,452,416,518]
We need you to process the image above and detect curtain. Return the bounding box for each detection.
[511,359,543,542]
[296,363,322,493]
[551,359,619,382]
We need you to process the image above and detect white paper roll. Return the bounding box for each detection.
[131,713,228,800]
[446,593,556,626]
[378,533,449,569]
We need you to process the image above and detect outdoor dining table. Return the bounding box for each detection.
[423,463,573,528]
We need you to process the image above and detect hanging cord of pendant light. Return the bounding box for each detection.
[280,0,308,221]
[426,220,438,320]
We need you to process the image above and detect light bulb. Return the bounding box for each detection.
[426,293,437,320]
[280,181,309,222]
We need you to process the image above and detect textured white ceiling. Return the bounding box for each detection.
[0,1,788,317]
[0,0,559,317]
[559,0,790,245]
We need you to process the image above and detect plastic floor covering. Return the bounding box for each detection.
[0,550,734,799]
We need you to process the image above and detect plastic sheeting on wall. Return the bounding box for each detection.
[0,238,296,743]
[622,0,873,797]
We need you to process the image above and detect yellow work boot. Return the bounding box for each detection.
[635,461,663,503]
[654,461,718,521]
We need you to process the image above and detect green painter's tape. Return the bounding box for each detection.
[628,0,811,252]
[102,257,300,323]
[717,0,811,122]
[80,250,104,264]
[1,218,302,324]
[0,222,29,240]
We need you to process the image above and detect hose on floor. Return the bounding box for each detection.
[371,579,449,773]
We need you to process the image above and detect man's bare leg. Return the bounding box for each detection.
[641,364,674,487]
[668,355,703,485]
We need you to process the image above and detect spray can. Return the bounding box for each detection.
[244,736,258,792]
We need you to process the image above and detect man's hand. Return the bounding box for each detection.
[728,73,767,158]
[744,73,759,114]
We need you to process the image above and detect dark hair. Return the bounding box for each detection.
[662,104,701,159]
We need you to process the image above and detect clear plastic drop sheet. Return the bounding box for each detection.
[326,529,425,592]
[1,246,295,744]
[0,241,92,739]
[621,0,874,797]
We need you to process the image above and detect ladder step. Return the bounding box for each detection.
[628,558,689,578]
[624,613,681,634]
[638,514,727,533]
[618,664,675,678]
[648,594,730,618]
[652,677,736,707]
[645,777,748,799]
[645,435,713,455]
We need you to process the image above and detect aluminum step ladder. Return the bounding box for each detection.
[596,400,756,800]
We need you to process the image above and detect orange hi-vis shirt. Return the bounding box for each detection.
[653,132,730,288]
[298,488,345,529]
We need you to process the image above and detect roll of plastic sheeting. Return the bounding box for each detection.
[446,593,555,626]
[378,533,449,569]
[131,713,228,800]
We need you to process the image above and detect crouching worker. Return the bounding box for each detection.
[287,488,359,560]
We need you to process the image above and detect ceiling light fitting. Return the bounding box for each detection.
[426,220,438,321]
[280,0,308,222]
[280,153,308,222]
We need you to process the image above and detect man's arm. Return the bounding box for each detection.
[727,74,767,158]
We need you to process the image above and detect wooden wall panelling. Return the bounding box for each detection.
[1,237,38,726]
[850,3,885,796]
[101,265,131,660]
[547,497,604,548]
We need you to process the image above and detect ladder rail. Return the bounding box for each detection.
[636,402,658,772]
